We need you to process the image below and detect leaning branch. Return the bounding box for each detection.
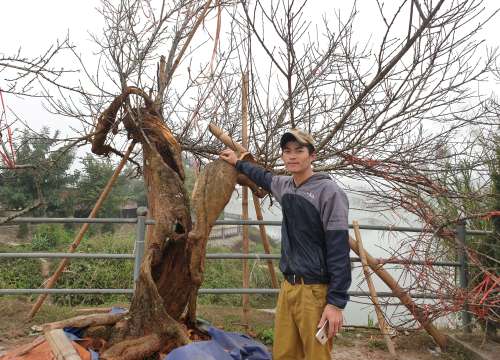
[0,200,43,225]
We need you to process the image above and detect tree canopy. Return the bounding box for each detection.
[0,127,76,216]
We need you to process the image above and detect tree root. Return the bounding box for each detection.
[43,312,127,331]
[101,334,161,360]
[99,252,191,359]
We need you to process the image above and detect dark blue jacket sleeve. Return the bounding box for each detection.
[235,160,273,193]
[325,230,351,309]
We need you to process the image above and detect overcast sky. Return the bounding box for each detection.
[1,0,499,140]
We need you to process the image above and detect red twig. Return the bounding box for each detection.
[0,89,16,168]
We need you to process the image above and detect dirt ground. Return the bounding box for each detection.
[0,297,497,360]
[0,225,25,246]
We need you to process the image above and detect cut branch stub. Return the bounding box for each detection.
[208,122,268,198]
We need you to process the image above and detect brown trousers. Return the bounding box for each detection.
[272,280,333,360]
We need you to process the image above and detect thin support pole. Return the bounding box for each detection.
[456,220,472,333]
[28,141,136,320]
[241,71,250,327]
[133,207,148,284]
[252,193,278,288]
[242,187,250,325]
[353,221,398,359]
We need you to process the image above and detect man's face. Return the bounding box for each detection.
[281,141,316,174]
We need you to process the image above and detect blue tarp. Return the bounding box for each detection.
[64,327,99,360]
[165,326,272,360]
[65,307,270,360]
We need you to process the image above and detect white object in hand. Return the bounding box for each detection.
[315,321,328,345]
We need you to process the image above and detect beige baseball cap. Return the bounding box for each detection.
[280,128,315,150]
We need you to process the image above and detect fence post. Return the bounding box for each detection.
[134,207,148,285]
[456,220,471,333]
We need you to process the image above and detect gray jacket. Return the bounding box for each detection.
[235,161,352,308]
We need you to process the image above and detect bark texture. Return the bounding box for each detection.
[89,87,256,358]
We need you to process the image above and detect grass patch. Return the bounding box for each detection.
[49,227,135,305]
[256,327,274,345]
[200,258,280,308]
[0,226,135,306]
[333,327,357,347]
[1,225,282,308]
[199,242,281,308]
[368,337,387,350]
[0,258,44,290]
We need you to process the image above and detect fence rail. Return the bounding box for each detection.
[0,252,462,267]
[0,288,447,299]
[1,209,490,330]
[2,216,492,236]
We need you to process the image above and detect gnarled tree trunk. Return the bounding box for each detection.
[89,86,259,359]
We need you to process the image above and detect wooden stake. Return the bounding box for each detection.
[241,72,250,327]
[208,123,248,155]
[28,141,136,320]
[45,329,82,360]
[252,193,278,288]
[348,235,448,349]
[353,221,397,358]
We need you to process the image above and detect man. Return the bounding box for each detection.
[220,128,351,359]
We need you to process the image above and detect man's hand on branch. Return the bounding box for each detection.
[318,304,343,339]
[219,149,238,166]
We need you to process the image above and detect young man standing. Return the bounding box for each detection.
[220,129,351,359]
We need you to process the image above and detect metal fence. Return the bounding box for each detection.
[0,207,492,328]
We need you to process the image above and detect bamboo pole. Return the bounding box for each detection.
[242,186,250,326]
[348,234,448,349]
[28,141,136,320]
[241,72,250,327]
[208,123,248,155]
[353,221,397,358]
[252,192,279,288]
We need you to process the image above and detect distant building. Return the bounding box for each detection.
[121,200,138,218]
